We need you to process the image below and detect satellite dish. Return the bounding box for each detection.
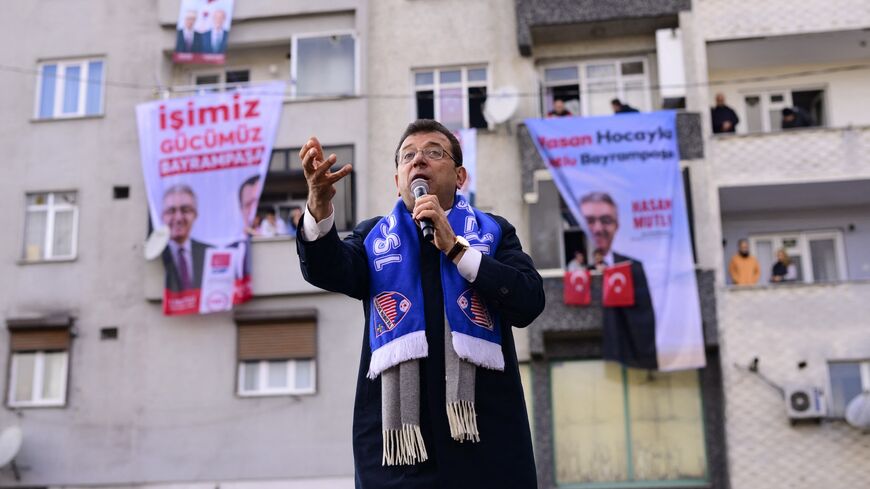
[0,426,22,468]
[845,391,870,430]
[144,225,170,260]
[483,86,519,125]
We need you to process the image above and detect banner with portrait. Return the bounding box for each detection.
[173,0,235,65]
[137,82,285,315]
[455,128,477,205]
[526,111,704,371]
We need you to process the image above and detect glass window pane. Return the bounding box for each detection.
[270,150,287,172]
[587,81,618,116]
[627,369,707,480]
[623,80,646,112]
[267,360,289,388]
[829,362,863,417]
[42,352,67,401]
[39,64,57,118]
[586,63,617,79]
[439,86,464,131]
[415,71,434,86]
[754,240,774,284]
[296,35,355,97]
[52,209,75,258]
[621,61,644,75]
[226,70,250,84]
[295,359,314,390]
[768,109,783,132]
[544,66,579,83]
[810,238,838,282]
[467,68,487,82]
[195,74,220,85]
[552,361,628,484]
[85,61,103,115]
[62,65,82,114]
[468,86,487,129]
[744,96,763,132]
[439,70,461,84]
[416,90,434,119]
[24,209,48,261]
[27,193,48,206]
[13,353,36,403]
[333,170,353,231]
[57,191,77,205]
[242,361,258,391]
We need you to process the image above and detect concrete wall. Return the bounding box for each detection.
[718,282,870,489]
[0,1,365,487]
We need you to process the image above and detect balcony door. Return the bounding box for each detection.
[750,230,846,283]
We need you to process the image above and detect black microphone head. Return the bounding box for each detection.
[411,178,429,199]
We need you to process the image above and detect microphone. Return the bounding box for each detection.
[411,178,435,242]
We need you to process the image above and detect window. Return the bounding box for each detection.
[237,319,317,396]
[551,360,707,486]
[193,69,250,93]
[292,33,357,98]
[542,58,650,117]
[741,88,825,133]
[265,146,355,232]
[828,361,870,418]
[749,230,847,284]
[7,326,71,408]
[35,59,104,119]
[414,67,488,131]
[23,191,78,261]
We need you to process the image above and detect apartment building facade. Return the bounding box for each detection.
[1,0,868,488]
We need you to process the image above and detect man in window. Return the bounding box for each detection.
[161,184,210,292]
[711,93,739,134]
[296,119,543,488]
[611,98,639,114]
[580,191,656,369]
[728,238,760,286]
[547,98,572,117]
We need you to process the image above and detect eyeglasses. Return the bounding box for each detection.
[585,215,616,226]
[397,146,457,166]
[163,206,196,216]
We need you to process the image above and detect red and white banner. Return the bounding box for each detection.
[137,82,285,315]
[563,269,591,306]
[603,262,635,307]
[173,0,235,65]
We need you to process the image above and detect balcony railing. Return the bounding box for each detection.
[709,125,870,187]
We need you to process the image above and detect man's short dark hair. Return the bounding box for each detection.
[781,108,795,117]
[238,175,259,204]
[394,119,463,168]
[611,98,622,106]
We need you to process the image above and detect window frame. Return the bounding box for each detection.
[540,57,651,117]
[548,359,709,488]
[412,65,490,130]
[191,67,252,93]
[738,85,827,133]
[23,191,80,262]
[748,229,847,283]
[236,358,316,397]
[827,360,870,418]
[7,350,69,408]
[34,58,106,119]
[290,30,360,99]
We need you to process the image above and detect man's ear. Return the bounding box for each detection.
[394,173,400,196]
[455,166,468,189]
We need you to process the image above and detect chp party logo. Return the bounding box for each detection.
[210,252,232,273]
[457,289,494,331]
[373,291,411,337]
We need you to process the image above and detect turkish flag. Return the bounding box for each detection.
[603,262,635,307]
[563,269,591,306]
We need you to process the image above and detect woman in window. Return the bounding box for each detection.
[771,248,797,283]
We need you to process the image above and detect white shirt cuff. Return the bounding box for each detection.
[301,206,335,242]
[456,247,483,283]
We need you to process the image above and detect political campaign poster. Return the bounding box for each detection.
[455,128,477,206]
[526,111,704,371]
[137,82,285,315]
[173,0,235,65]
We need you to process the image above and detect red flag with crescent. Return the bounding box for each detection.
[563,269,591,306]
[603,261,635,307]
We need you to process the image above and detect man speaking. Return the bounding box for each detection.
[296,120,544,488]
[580,191,656,369]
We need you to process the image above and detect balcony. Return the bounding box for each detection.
[514,0,690,55]
[710,125,870,188]
[145,237,320,301]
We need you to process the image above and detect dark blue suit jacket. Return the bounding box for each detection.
[297,213,544,489]
[602,252,657,369]
[201,29,229,54]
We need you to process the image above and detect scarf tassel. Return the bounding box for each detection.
[382,424,428,466]
[446,400,480,443]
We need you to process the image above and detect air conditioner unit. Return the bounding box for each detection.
[784,385,826,420]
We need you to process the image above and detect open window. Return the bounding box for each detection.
[741,88,825,133]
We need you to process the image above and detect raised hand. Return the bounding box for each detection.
[299,136,353,221]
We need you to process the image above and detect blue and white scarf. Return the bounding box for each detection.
[364,194,503,465]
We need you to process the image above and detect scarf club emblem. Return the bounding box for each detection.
[374,291,411,337]
[457,289,494,331]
